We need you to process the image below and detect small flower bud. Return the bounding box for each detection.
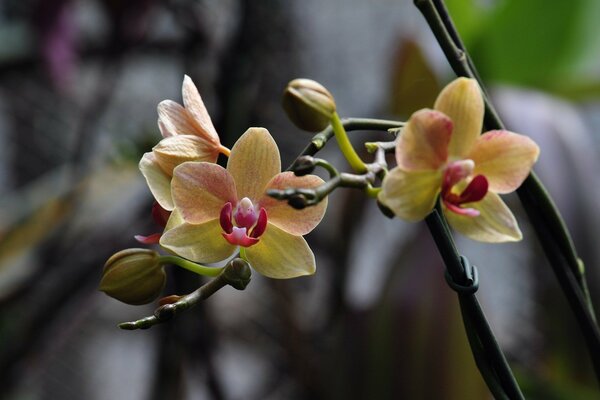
[282,78,336,132]
[100,248,166,305]
[221,258,252,290]
[288,194,308,210]
[292,156,317,176]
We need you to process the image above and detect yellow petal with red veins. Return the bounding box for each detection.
[469,130,540,194]
[152,135,219,176]
[227,128,281,201]
[379,168,442,221]
[395,109,452,171]
[181,75,220,145]
[172,162,238,225]
[157,100,198,136]
[160,219,237,263]
[444,192,522,242]
[258,172,327,236]
[139,152,174,211]
[434,77,483,159]
[244,223,315,279]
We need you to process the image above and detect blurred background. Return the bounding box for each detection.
[1,0,600,399]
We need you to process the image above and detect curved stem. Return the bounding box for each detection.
[330,112,368,173]
[159,255,224,277]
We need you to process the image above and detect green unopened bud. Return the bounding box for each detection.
[100,248,166,305]
[291,156,317,176]
[282,78,336,132]
[221,258,252,290]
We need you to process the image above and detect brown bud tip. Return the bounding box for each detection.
[292,156,317,176]
[282,78,336,132]
[100,248,166,305]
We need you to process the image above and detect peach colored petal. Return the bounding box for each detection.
[469,130,540,194]
[245,223,315,278]
[395,109,452,171]
[434,77,484,159]
[181,75,219,145]
[379,167,442,221]
[172,162,238,224]
[227,128,281,201]
[258,172,327,236]
[160,219,236,263]
[139,152,174,211]
[152,135,219,176]
[444,192,522,242]
[164,208,184,231]
[157,100,199,136]
[157,118,173,138]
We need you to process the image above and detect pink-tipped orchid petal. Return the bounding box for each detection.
[134,233,162,244]
[444,192,522,243]
[245,224,315,279]
[251,208,268,238]
[222,227,260,247]
[259,172,327,236]
[157,100,199,136]
[395,109,452,171]
[227,128,281,202]
[152,134,220,176]
[469,130,540,194]
[160,219,237,263]
[220,202,234,233]
[234,197,258,229]
[379,168,443,222]
[434,77,484,159]
[181,75,220,145]
[172,162,238,225]
[139,152,174,211]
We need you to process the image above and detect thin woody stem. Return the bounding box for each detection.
[414,0,600,384]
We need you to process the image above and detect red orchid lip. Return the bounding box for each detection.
[219,201,268,247]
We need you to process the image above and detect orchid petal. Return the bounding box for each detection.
[157,118,173,138]
[444,192,522,242]
[152,135,219,176]
[469,130,540,194]
[379,168,442,221]
[172,162,238,224]
[181,75,220,145]
[245,223,315,279]
[434,77,484,159]
[395,109,452,171]
[227,128,281,201]
[164,208,185,231]
[160,219,237,263]
[259,172,327,235]
[139,152,174,211]
[157,100,198,136]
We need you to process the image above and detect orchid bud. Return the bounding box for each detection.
[100,248,166,305]
[221,258,252,290]
[282,78,336,132]
[291,156,317,176]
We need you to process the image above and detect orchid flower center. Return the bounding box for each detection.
[219,197,268,247]
[441,159,488,217]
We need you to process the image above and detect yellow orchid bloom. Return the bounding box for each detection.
[160,127,328,279]
[379,77,540,242]
[139,75,229,211]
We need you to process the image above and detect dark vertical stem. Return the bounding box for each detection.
[414,0,600,384]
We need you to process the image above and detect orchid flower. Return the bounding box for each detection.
[139,75,229,211]
[159,127,327,279]
[379,77,540,242]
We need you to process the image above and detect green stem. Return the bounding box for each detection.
[330,112,368,173]
[159,255,223,277]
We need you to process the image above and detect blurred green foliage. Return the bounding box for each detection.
[446,0,600,99]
